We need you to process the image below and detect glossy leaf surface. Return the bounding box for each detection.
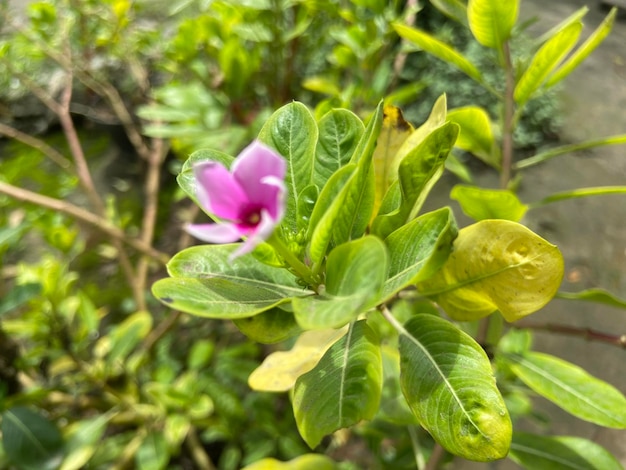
[382,207,457,300]
[399,314,511,461]
[509,432,622,470]
[233,307,302,344]
[242,454,336,470]
[506,352,626,428]
[418,220,563,321]
[372,122,459,239]
[293,236,388,329]
[293,321,382,448]
[314,108,364,189]
[153,245,307,318]
[451,185,528,221]
[258,102,318,232]
[468,0,519,49]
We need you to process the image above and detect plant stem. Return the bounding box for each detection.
[0,181,169,264]
[267,233,320,291]
[186,426,216,470]
[500,41,515,189]
[425,443,446,470]
[0,122,73,170]
[514,322,626,348]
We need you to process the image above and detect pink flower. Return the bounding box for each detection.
[185,140,287,259]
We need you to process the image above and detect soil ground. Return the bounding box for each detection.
[441,0,626,468]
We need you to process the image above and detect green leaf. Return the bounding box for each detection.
[293,321,383,448]
[293,237,388,329]
[233,307,302,344]
[530,186,626,207]
[249,327,347,392]
[509,432,623,470]
[506,351,626,428]
[60,413,114,470]
[177,148,234,205]
[450,185,528,221]
[377,345,419,425]
[135,431,169,470]
[468,0,519,49]
[534,6,588,47]
[1,407,64,470]
[546,8,617,88]
[308,102,384,265]
[514,21,582,106]
[417,220,564,322]
[313,108,364,189]
[515,134,626,170]
[152,245,307,319]
[429,0,468,27]
[101,311,152,364]
[393,23,483,83]
[371,122,459,239]
[557,288,626,310]
[241,454,336,470]
[0,283,41,316]
[296,184,319,232]
[398,314,511,461]
[382,207,458,300]
[447,106,499,167]
[258,102,318,232]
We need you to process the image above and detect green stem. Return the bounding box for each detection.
[267,233,320,290]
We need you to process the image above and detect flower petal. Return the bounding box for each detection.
[185,222,246,244]
[194,161,248,220]
[229,209,279,260]
[232,141,287,209]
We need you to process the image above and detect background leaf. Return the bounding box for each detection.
[152,245,307,318]
[451,185,528,221]
[509,432,623,470]
[1,407,64,470]
[393,23,483,83]
[398,314,511,461]
[293,236,388,329]
[557,288,626,310]
[241,454,336,470]
[177,148,234,205]
[258,102,318,233]
[417,220,564,321]
[447,106,499,167]
[382,207,457,300]
[135,431,169,470]
[514,21,582,106]
[233,307,302,344]
[293,321,383,448]
[505,351,626,428]
[468,0,519,49]
[545,8,617,88]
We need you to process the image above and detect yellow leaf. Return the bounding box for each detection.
[248,327,348,392]
[371,105,415,218]
[241,454,336,470]
[417,220,564,322]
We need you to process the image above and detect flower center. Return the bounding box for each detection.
[238,205,263,230]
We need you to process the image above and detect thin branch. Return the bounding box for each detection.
[513,322,626,348]
[0,122,72,170]
[135,137,169,307]
[425,443,446,470]
[0,181,169,264]
[186,426,216,470]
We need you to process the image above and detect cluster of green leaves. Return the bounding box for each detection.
[153,96,626,467]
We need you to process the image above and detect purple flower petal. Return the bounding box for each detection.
[184,222,244,244]
[232,141,287,210]
[194,161,248,220]
[229,208,279,260]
